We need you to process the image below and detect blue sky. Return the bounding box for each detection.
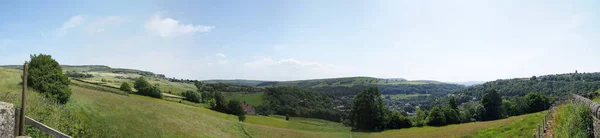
[1,0,599,82]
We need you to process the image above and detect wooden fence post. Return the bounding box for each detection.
[19,63,27,136]
[14,107,20,137]
[538,124,542,138]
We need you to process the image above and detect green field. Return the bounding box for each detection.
[222,92,264,106]
[463,111,545,137]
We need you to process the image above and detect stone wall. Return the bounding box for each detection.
[0,102,14,138]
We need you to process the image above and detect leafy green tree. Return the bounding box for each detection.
[212,91,227,112]
[460,102,484,122]
[449,96,458,111]
[385,110,412,129]
[481,90,503,120]
[286,114,290,121]
[133,77,162,98]
[134,77,150,92]
[525,92,550,113]
[426,106,446,126]
[27,54,72,104]
[502,100,517,116]
[350,87,386,131]
[227,99,246,122]
[443,106,461,124]
[413,109,427,127]
[182,90,201,103]
[120,82,132,92]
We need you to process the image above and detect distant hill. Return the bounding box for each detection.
[453,72,600,100]
[0,65,161,77]
[449,81,486,86]
[202,79,267,86]
[254,77,432,88]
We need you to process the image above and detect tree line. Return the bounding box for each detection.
[348,87,552,131]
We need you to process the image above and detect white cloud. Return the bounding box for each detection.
[216,53,226,58]
[56,15,86,37]
[144,13,214,37]
[85,16,126,35]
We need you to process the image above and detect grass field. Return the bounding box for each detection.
[462,111,545,137]
[222,92,264,106]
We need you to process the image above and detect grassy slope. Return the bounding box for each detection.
[462,111,545,137]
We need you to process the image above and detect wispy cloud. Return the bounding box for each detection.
[85,16,126,35]
[243,57,356,80]
[144,13,214,37]
[56,15,86,37]
[216,53,226,57]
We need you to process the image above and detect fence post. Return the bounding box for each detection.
[19,63,27,136]
[538,124,542,138]
[14,107,20,137]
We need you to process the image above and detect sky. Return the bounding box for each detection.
[1,0,599,82]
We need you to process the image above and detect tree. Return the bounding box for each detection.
[133,77,162,98]
[385,110,412,129]
[413,109,427,127]
[286,114,290,121]
[27,54,72,104]
[227,99,246,122]
[531,76,537,81]
[449,96,458,111]
[525,92,550,113]
[502,100,517,116]
[481,90,503,120]
[350,87,386,131]
[212,92,227,112]
[182,90,201,103]
[426,106,446,126]
[120,82,132,92]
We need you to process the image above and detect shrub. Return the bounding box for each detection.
[385,111,411,129]
[120,82,132,93]
[133,77,162,98]
[227,99,245,116]
[525,92,550,113]
[182,90,201,103]
[426,106,446,126]
[27,54,72,104]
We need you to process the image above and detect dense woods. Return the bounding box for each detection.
[261,86,342,122]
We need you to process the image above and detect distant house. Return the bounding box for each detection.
[242,102,256,115]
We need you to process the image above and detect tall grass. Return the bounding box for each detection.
[554,103,594,137]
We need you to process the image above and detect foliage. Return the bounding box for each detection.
[425,106,446,126]
[65,71,93,78]
[555,103,594,138]
[481,90,503,120]
[524,92,550,113]
[119,82,132,92]
[350,87,386,131]
[460,102,484,122]
[227,99,246,122]
[502,100,517,116]
[263,86,341,122]
[27,54,72,104]
[213,91,228,112]
[181,90,201,103]
[412,109,428,127]
[454,72,600,99]
[384,110,412,129]
[133,77,162,98]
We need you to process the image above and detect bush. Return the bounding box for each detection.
[182,91,201,103]
[525,92,550,113]
[27,54,72,104]
[412,109,427,127]
[227,99,245,116]
[385,111,411,129]
[426,106,446,126]
[120,82,132,93]
[133,77,162,98]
